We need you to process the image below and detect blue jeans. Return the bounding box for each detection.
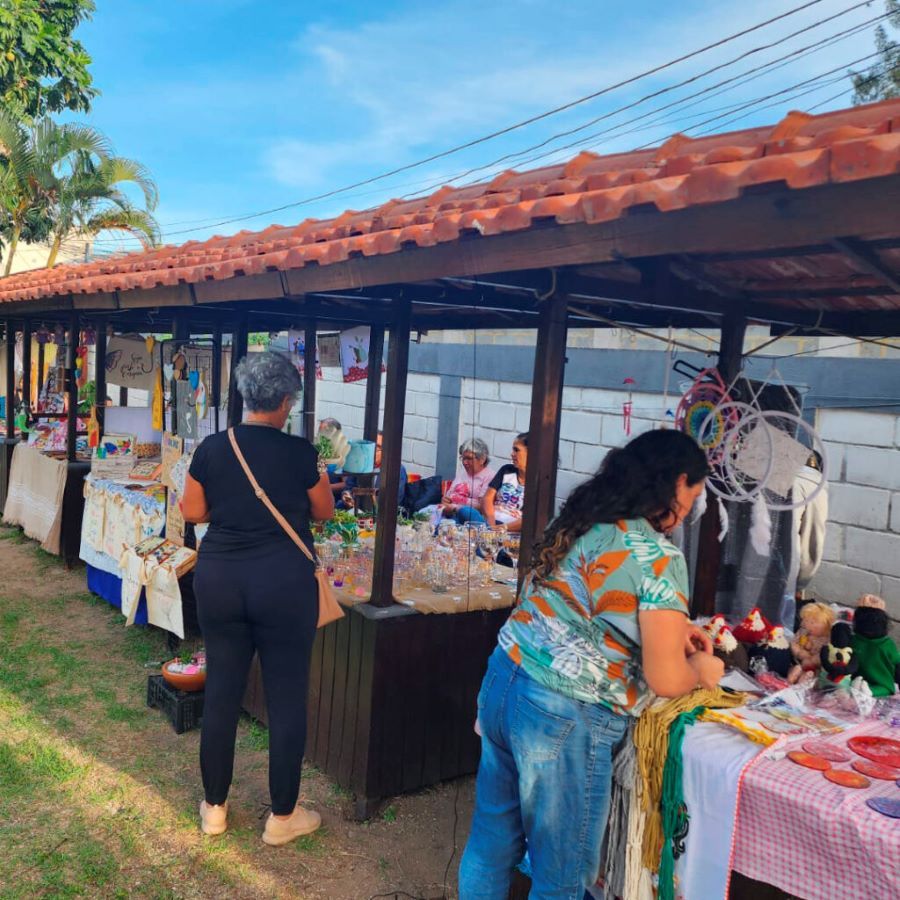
[455,506,487,524]
[459,649,627,900]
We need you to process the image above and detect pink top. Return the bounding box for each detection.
[445,466,496,510]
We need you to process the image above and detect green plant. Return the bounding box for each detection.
[381,805,397,823]
[0,0,98,122]
[315,434,335,460]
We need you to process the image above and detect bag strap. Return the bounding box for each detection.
[227,427,318,568]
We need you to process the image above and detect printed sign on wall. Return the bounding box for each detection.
[105,336,157,391]
[339,326,387,383]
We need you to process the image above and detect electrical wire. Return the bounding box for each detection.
[99,0,831,241]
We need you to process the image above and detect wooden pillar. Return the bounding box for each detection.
[227,314,248,427]
[37,339,45,396]
[21,320,31,412]
[4,322,15,437]
[363,326,385,441]
[302,321,317,439]
[94,318,107,434]
[370,302,411,607]
[691,311,747,616]
[518,292,569,576]
[212,322,222,433]
[66,312,79,462]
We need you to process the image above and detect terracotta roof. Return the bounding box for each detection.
[1,99,899,305]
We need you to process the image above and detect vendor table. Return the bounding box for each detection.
[731,721,899,900]
[2,442,89,566]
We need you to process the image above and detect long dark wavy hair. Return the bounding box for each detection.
[530,429,709,583]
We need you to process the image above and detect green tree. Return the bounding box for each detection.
[0,114,159,275]
[0,0,97,121]
[851,0,900,103]
[46,154,159,267]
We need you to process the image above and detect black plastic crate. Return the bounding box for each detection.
[146,674,204,734]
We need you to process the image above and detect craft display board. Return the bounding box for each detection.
[287,329,323,379]
[106,336,157,391]
[161,433,183,491]
[339,325,386,383]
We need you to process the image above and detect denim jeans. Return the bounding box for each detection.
[455,506,487,525]
[459,649,627,900]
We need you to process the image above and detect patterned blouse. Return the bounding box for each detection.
[498,517,690,716]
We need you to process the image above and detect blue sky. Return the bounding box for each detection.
[78,0,879,251]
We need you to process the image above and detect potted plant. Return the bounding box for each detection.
[162,650,206,692]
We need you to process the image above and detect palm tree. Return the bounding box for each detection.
[46,154,160,267]
[0,113,113,274]
[0,114,160,274]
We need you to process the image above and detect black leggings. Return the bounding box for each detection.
[194,542,318,815]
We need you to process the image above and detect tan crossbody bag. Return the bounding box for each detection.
[228,427,344,628]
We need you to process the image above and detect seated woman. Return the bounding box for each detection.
[461,433,528,532]
[427,438,495,523]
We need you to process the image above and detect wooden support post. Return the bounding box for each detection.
[37,340,45,396]
[303,321,317,439]
[518,293,569,576]
[212,322,222,433]
[94,318,107,435]
[227,315,248,427]
[691,311,747,616]
[66,312,79,462]
[363,325,385,441]
[4,322,15,437]
[21,321,31,412]
[369,302,411,607]
[119,386,128,407]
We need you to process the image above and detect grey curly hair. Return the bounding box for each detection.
[459,437,490,462]
[234,351,302,412]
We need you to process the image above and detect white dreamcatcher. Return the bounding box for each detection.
[679,364,827,557]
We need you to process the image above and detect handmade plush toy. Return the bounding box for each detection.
[851,605,900,697]
[788,601,835,684]
[711,623,750,672]
[818,622,858,689]
[750,625,793,678]
[733,607,772,645]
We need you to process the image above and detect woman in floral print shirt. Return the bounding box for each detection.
[459,430,723,899]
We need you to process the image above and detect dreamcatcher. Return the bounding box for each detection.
[676,362,827,557]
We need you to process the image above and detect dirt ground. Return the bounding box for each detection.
[0,529,477,899]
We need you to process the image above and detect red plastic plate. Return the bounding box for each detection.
[787,751,831,771]
[848,736,900,769]
[852,758,900,781]
[824,768,870,789]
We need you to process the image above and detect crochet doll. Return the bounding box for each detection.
[788,601,835,684]
[818,621,858,689]
[851,599,900,697]
[733,607,772,645]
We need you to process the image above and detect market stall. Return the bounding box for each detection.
[0,99,898,834]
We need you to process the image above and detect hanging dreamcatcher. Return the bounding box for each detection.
[676,362,828,557]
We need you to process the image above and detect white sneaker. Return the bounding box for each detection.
[262,805,321,846]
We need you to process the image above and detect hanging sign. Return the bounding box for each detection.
[287,330,323,380]
[105,336,157,391]
[339,326,387,383]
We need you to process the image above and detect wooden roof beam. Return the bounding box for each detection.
[830,237,900,295]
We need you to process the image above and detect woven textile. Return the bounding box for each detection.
[2,443,67,553]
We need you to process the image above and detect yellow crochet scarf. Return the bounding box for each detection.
[634,687,746,872]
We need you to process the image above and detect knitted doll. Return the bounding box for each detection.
[851,603,900,697]
[733,607,772,645]
[788,601,835,684]
[750,625,793,678]
[818,621,858,689]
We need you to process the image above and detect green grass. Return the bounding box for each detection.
[381,804,398,823]
[238,717,269,751]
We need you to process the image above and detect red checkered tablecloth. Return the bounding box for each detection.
[732,722,900,900]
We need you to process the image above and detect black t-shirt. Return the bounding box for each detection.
[188,425,320,558]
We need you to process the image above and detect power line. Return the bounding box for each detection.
[390,0,881,200]
[122,0,830,240]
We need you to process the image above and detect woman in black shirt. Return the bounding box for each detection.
[181,351,334,846]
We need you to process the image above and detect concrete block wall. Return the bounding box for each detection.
[314,367,441,475]
[809,409,900,626]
